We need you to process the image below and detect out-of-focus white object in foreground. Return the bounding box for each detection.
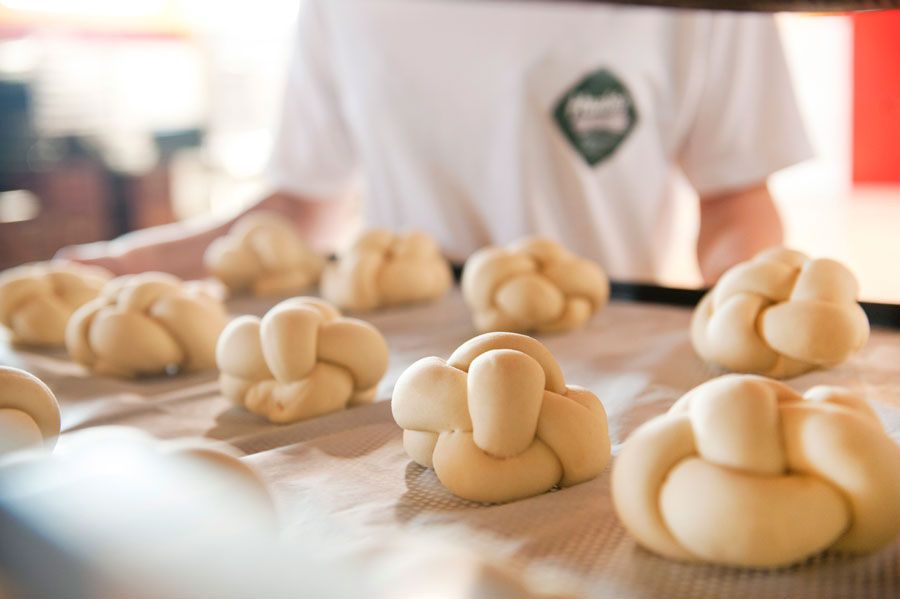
[0,426,549,598]
[0,427,276,597]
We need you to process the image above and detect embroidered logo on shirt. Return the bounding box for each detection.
[554,68,638,166]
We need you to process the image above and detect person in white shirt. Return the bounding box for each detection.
[59,0,811,284]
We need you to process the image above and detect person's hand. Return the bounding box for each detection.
[54,190,354,279]
[697,183,784,285]
[55,240,141,276]
[56,229,221,279]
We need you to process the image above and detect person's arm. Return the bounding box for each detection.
[676,13,811,285]
[56,1,360,280]
[55,191,349,279]
[697,182,783,285]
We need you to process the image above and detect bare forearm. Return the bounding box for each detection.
[56,191,352,278]
[697,183,784,285]
[55,208,241,278]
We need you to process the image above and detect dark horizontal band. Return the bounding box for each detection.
[609,281,900,330]
[531,0,898,12]
[451,264,900,329]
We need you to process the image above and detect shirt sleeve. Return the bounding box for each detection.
[679,14,814,197]
[266,0,359,200]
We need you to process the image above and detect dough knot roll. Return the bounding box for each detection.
[0,261,111,346]
[216,297,389,423]
[321,229,452,312]
[691,247,869,378]
[392,332,610,503]
[612,374,900,568]
[461,237,609,334]
[65,272,227,377]
[204,212,324,296]
[0,366,60,456]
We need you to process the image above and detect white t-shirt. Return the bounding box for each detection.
[268,0,812,281]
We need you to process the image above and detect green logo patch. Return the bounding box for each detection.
[553,68,638,166]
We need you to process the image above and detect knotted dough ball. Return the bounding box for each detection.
[612,375,900,568]
[392,332,610,503]
[0,261,112,346]
[204,212,324,296]
[216,297,389,423]
[461,237,609,334]
[691,247,869,378]
[321,229,452,312]
[0,366,60,456]
[66,272,227,377]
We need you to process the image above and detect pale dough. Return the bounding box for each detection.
[461,237,609,334]
[216,296,389,423]
[691,247,869,378]
[320,229,453,312]
[65,272,228,377]
[0,260,112,346]
[392,332,611,503]
[204,212,324,297]
[612,374,900,568]
[0,366,60,455]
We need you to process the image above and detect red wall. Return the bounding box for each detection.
[853,12,900,184]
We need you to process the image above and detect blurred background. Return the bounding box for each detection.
[0,1,897,299]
